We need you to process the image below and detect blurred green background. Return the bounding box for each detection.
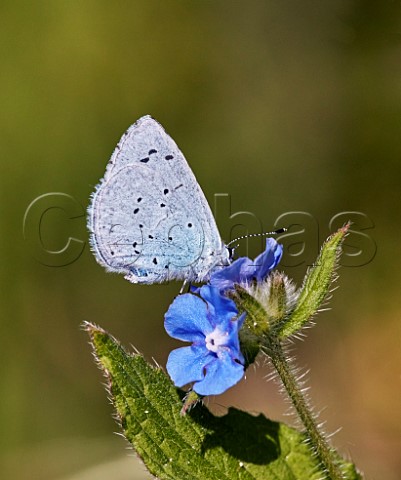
[1,1,400,479]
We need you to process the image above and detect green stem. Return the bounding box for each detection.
[263,339,344,480]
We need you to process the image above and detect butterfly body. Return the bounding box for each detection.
[88,115,229,284]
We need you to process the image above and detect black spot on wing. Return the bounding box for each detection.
[141,149,158,162]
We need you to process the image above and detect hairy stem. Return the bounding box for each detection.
[263,339,344,480]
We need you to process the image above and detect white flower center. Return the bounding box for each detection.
[205,327,229,353]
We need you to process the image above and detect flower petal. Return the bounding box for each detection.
[253,238,283,281]
[210,239,283,290]
[199,285,238,328]
[166,345,209,387]
[225,316,246,362]
[193,351,244,395]
[209,257,251,290]
[164,293,213,342]
[237,311,246,330]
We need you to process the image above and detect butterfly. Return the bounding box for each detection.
[87,115,230,284]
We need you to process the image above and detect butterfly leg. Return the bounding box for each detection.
[179,280,191,294]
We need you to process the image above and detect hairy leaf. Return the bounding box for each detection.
[85,322,361,480]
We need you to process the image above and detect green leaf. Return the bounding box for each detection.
[85,322,361,480]
[275,224,350,339]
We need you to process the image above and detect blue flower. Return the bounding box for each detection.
[210,238,283,291]
[165,285,245,396]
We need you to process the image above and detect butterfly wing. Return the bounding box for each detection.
[88,115,229,284]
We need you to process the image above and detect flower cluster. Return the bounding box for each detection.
[164,239,283,396]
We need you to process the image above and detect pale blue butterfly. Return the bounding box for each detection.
[88,115,230,284]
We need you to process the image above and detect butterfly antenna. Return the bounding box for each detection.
[226,227,287,248]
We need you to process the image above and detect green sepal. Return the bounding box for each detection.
[180,390,202,416]
[264,272,289,322]
[275,224,349,339]
[232,285,269,335]
[85,322,361,480]
[230,286,267,366]
[239,327,261,368]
